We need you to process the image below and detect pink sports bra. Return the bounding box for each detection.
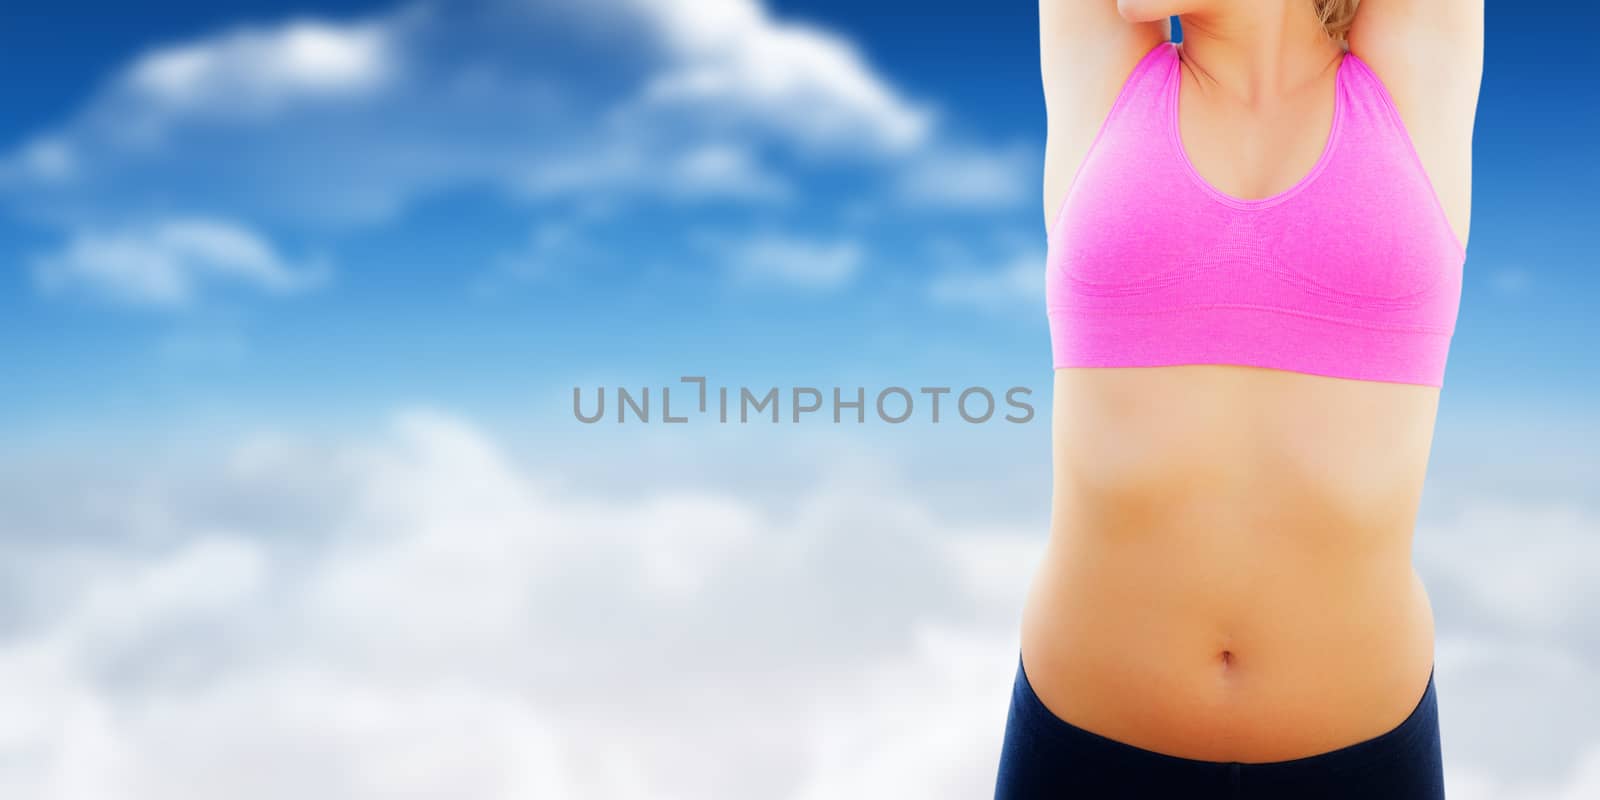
[1046,41,1465,387]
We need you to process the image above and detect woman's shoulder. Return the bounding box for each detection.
[1347,2,1484,115]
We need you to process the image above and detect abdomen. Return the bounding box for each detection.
[1020,365,1440,762]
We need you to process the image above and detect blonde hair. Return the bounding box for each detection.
[1314,0,1360,41]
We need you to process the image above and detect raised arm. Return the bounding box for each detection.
[1348,0,1484,246]
[1038,3,1167,229]
[1347,0,1484,77]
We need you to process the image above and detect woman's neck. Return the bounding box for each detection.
[1177,4,1346,107]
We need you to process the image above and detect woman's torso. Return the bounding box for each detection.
[1023,39,1471,764]
[1023,366,1440,762]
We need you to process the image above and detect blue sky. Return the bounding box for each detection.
[0,2,1596,799]
[0,0,1039,433]
[2,0,1591,448]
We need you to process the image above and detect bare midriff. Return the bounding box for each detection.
[1019,364,1439,763]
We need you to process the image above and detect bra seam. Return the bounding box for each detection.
[1047,301,1455,335]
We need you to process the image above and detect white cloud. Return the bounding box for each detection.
[1447,743,1600,800]
[629,0,933,153]
[0,410,1596,798]
[32,218,327,308]
[792,624,1017,800]
[520,141,789,202]
[1417,501,1598,639]
[0,0,1036,309]
[723,234,864,289]
[125,19,396,114]
[1415,500,1600,788]
[927,252,1045,312]
[671,143,791,198]
[0,410,1034,799]
[12,137,77,182]
[0,0,954,231]
[897,144,1034,208]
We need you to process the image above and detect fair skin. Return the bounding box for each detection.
[1024,1,1482,762]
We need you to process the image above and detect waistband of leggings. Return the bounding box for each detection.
[1012,654,1437,771]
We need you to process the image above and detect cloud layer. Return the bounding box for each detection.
[0,410,1595,798]
[32,218,326,307]
[0,411,1032,799]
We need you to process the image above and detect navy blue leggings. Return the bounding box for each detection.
[994,655,1445,799]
